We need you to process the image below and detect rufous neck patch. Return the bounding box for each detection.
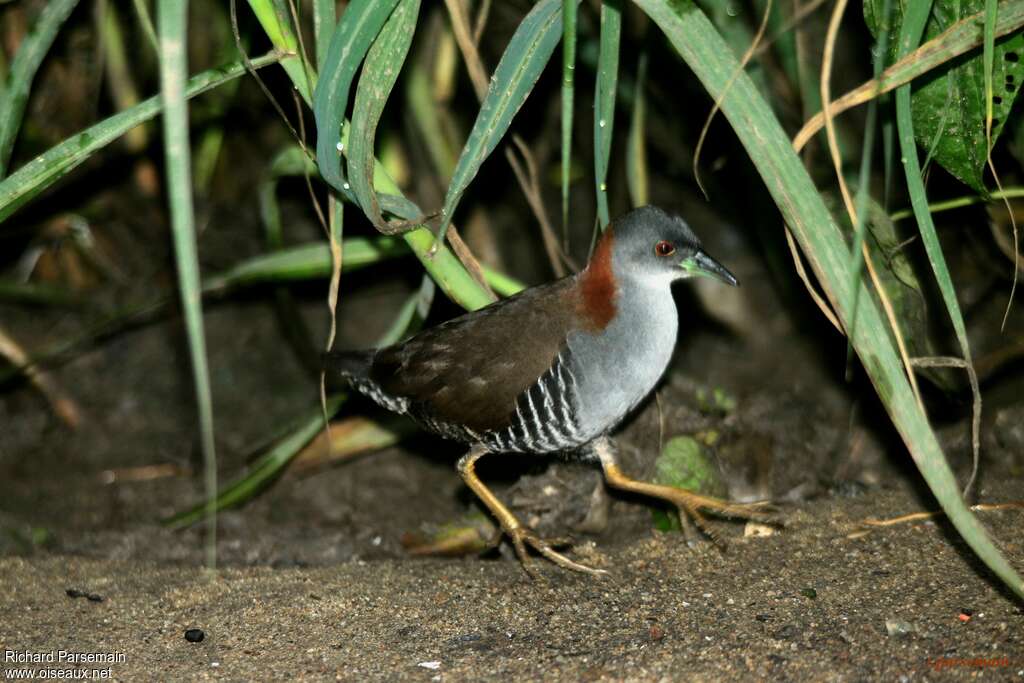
[579,229,618,330]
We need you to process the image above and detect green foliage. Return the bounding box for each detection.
[439,0,570,242]
[651,436,725,531]
[0,0,79,177]
[348,0,421,232]
[865,0,1024,191]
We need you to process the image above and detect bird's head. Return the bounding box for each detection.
[601,205,738,289]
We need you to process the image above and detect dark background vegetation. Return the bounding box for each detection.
[0,0,1022,678]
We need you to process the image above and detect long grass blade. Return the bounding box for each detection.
[313,0,335,70]
[895,3,984,496]
[0,0,80,178]
[164,396,345,528]
[245,0,315,103]
[348,0,421,231]
[312,0,400,194]
[561,0,578,239]
[626,54,649,208]
[158,0,218,569]
[0,53,282,224]
[438,0,571,243]
[635,0,1023,599]
[594,0,621,229]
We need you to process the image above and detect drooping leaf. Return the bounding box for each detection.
[0,53,283,224]
[348,0,421,231]
[312,0,400,195]
[439,0,573,239]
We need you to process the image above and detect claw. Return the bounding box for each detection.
[508,527,608,578]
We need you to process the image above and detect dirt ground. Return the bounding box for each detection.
[3,203,1024,680]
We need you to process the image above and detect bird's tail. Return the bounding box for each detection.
[322,350,375,381]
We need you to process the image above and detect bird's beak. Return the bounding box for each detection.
[680,250,739,286]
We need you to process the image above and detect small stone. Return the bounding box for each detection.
[744,522,775,537]
[185,628,205,643]
[885,619,915,637]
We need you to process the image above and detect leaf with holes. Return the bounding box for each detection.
[865,0,1024,192]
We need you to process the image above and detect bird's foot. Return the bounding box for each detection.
[507,526,608,578]
[670,493,780,546]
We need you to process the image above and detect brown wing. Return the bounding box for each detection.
[369,277,581,433]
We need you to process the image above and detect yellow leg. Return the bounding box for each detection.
[592,437,774,539]
[457,446,607,577]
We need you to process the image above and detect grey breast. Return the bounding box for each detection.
[567,283,679,441]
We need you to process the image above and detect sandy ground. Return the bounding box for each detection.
[2,477,1023,682]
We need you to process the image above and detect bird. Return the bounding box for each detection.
[326,205,770,576]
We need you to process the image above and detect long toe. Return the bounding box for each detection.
[513,529,608,577]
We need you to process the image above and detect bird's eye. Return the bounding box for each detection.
[654,240,676,257]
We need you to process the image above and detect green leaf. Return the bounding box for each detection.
[829,194,955,392]
[203,239,409,291]
[626,54,649,208]
[313,0,400,195]
[561,0,578,234]
[165,397,345,528]
[439,0,571,240]
[348,0,421,231]
[636,0,1023,599]
[0,53,282,224]
[245,0,315,103]
[158,0,217,568]
[594,0,622,229]
[651,436,724,531]
[865,0,1024,191]
[0,0,79,178]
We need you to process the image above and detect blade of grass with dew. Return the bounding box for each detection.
[0,53,282,224]
[594,0,621,229]
[165,396,345,528]
[312,0,400,194]
[0,0,80,178]
[246,0,316,104]
[895,0,984,494]
[348,0,421,231]
[561,0,578,238]
[438,0,574,243]
[317,59,495,309]
[158,0,217,569]
[626,54,648,208]
[272,0,494,310]
[635,0,1023,599]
